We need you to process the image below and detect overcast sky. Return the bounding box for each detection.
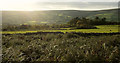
[0,0,119,11]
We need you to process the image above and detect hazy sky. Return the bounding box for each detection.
[0,0,119,11]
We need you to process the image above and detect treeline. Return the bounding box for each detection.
[68,16,120,26]
[67,16,120,29]
[2,24,68,31]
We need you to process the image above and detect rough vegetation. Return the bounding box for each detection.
[2,33,120,62]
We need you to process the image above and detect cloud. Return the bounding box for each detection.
[36,2,118,10]
[0,0,119,10]
[37,0,119,2]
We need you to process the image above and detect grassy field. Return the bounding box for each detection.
[1,25,119,34]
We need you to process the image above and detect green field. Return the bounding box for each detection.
[1,25,119,34]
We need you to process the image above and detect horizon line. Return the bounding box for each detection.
[1,8,119,11]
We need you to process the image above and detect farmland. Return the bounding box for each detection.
[1,25,119,34]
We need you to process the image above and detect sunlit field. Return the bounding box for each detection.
[1,25,119,34]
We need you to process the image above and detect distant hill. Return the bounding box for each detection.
[2,8,119,25]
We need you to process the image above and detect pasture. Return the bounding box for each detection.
[1,25,119,34]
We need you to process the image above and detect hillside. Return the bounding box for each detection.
[2,8,119,25]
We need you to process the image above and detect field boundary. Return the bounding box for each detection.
[2,32,120,36]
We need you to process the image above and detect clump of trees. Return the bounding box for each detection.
[68,17,107,29]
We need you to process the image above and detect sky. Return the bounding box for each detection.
[0,0,120,11]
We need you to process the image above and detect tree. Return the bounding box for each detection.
[68,17,80,27]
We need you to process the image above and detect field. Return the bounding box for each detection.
[2,33,120,62]
[1,25,119,34]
